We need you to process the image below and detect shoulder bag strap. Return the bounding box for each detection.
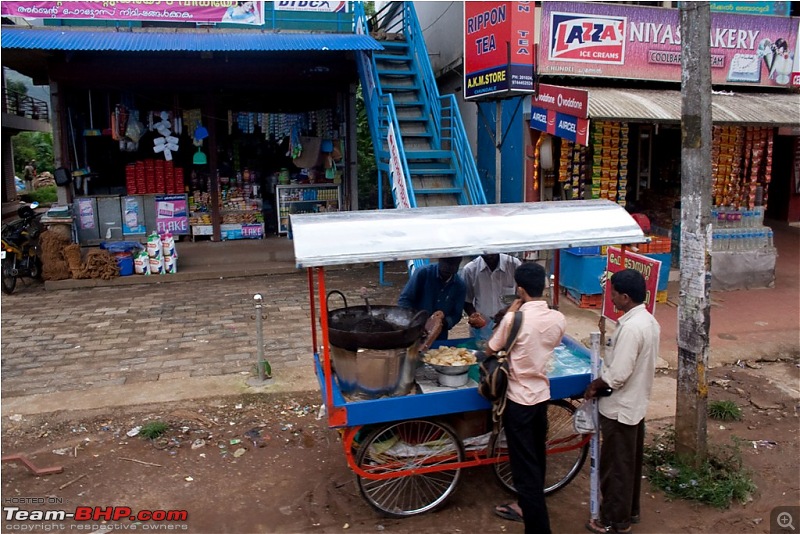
[503,311,523,353]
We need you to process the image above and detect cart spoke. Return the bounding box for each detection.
[492,400,589,496]
[355,420,464,517]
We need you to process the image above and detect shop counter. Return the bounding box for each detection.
[710,249,776,291]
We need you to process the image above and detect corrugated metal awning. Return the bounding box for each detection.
[291,200,646,268]
[0,28,383,52]
[583,87,800,126]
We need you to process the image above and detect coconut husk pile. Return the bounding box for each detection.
[63,244,87,279]
[82,249,119,280]
[40,230,72,281]
[33,172,55,189]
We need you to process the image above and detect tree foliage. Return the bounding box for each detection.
[13,132,54,176]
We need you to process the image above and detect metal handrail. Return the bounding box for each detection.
[403,2,442,148]
[3,89,49,123]
[440,95,487,205]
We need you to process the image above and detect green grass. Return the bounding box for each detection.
[645,428,756,508]
[139,421,169,440]
[20,185,57,206]
[708,400,742,421]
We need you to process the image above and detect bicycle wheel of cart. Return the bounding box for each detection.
[355,419,465,517]
[492,399,589,495]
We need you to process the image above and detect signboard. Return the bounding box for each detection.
[77,198,95,230]
[155,195,188,235]
[530,106,590,145]
[1,1,265,25]
[387,123,411,209]
[709,1,790,17]
[533,84,589,119]
[539,2,798,88]
[464,1,536,100]
[793,19,800,87]
[602,247,661,322]
[122,196,146,235]
[275,1,347,12]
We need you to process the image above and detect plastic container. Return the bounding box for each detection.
[115,252,134,276]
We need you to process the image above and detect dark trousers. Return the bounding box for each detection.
[503,399,551,534]
[599,415,645,530]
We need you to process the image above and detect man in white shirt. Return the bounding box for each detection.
[461,253,521,340]
[584,269,661,534]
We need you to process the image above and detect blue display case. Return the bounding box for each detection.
[560,250,670,295]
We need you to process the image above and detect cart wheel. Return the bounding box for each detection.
[492,399,589,495]
[355,419,464,517]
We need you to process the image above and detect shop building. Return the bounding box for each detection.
[417,1,800,299]
[1,2,381,243]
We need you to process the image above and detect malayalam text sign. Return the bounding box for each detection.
[1,1,265,25]
[602,247,661,321]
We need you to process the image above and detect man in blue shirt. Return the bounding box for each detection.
[398,257,466,344]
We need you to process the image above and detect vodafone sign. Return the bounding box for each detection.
[533,84,589,119]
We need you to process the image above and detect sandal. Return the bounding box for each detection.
[586,518,633,534]
[495,503,524,523]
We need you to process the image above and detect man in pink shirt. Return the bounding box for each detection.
[487,262,566,534]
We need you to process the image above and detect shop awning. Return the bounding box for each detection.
[0,28,383,52]
[291,200,646,268]
[582,87,800,127]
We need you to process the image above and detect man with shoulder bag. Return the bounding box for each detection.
[484,262,566,534]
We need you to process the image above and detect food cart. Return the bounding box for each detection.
[291,200,646,518]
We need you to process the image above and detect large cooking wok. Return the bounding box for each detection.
[326,291,428,351]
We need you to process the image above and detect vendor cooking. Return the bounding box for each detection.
[398,257,466,348]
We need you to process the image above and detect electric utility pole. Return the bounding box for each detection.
[677,1,712,465]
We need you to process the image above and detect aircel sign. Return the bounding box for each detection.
[530,84,590,145]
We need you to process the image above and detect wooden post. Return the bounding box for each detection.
[677,1,713,465]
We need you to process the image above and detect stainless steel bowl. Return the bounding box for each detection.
[429,363,474,375]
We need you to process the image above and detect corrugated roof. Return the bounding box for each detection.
[583,87,800,126]
[0,28,383,52]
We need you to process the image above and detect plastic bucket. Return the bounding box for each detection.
[115,252,134,276]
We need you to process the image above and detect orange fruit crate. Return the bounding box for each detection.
[565,289,603,309]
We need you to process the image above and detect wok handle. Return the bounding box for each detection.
[411,309,429,324]
[326,290,348,310]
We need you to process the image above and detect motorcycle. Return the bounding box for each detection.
[1,202,43,294]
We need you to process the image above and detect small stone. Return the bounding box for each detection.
[233,448,246,458]
[745,361,763,369]
[750,397,782,410]
[711,379,731,388]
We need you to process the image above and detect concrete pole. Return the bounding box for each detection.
[677,1,713,465]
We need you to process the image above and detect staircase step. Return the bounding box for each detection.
[374,55,412,64]
[405,150,451,159]
[414,195,462,208]
[379,40,410,49]
[376,67,413,76]
[410,168,456,176]
[413,187,462,195]
[381,82,420,91]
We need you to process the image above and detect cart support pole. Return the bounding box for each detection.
[589,331,601,521]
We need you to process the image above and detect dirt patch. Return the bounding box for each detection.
[2,362,798,533]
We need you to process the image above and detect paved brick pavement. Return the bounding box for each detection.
[0,264,420,399]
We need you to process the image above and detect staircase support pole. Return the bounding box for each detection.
[495,100,502,204]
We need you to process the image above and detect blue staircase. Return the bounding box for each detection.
[354,2,486,210]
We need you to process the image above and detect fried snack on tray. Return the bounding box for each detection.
[423,347,477,366]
